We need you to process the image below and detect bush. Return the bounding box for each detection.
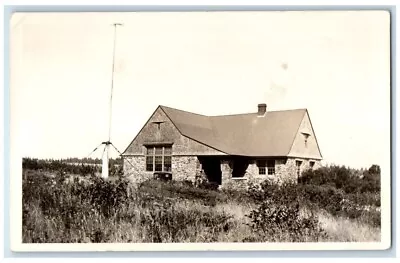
[138,179,228,206]
[245,165,381,228]
[299,165,380,194]
[246,199,327,242]
[197,180,220,191]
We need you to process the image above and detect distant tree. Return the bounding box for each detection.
[368,165,381,175]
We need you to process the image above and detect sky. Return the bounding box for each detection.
[10,11,390,169]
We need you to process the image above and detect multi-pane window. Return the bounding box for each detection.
[154,147,163,171]
[257,160,275,175]
[296,160,302,177]
[257,160,266,175]
[145,145,172,172]
[267,160,275,175]
[163,147,172,172]
[146,147,154,171]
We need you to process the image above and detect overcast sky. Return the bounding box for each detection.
[10,11,390,169]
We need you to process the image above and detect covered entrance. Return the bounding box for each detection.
[198,156,222,185]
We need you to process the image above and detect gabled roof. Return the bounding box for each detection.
[160,105,310,157]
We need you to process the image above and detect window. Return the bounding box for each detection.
[145,145,172,172]
[257,160,275,175]
[302,132,310,147]
[164,156,172,172]
[163,146,172,171]
[146,147,154,171]
[309,161,315,169]
[152,121,164,130]
[257,160,266,175]
[296,160,302,177]
[267,160,275,175]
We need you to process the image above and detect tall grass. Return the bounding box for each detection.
[22,163,381,243]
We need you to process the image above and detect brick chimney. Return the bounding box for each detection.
[257,103,267,117]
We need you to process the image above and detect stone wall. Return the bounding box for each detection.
[276,158,322,183]
[276,158,297,184]
[220,157,322,190]
[123,155,200,184]
[221,160,233,189]
[171,156,199,182]
[220,160,264,190]
[123,156,152,184]
[124,154,322,187]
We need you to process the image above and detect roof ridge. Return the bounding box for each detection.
[125,105,318,158]
[160,105,307,118]
[210,108,307,117]
[159,105,209,117]
[210,113,255,117]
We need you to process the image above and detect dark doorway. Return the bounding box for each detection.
[232,158,249,178]
[199,157,222,185]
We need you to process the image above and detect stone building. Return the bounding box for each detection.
[122,104,323,189]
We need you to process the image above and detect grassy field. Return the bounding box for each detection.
[22,161,381,243]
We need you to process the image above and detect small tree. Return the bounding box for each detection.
[368,164,381,175]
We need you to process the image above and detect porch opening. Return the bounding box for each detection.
[232,158,249,178]
[198,157,222,185]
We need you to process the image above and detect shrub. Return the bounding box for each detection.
[246,199,327,242]
[139,199,233,242]
[296,165,381,220]
[138,179,228,206]
[197,180,220,191]
[246,166,381,228]
[299,165,380,194]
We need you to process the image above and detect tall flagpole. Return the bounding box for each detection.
[108,23,122,142]
[102,22,123,179]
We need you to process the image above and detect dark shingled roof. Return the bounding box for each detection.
[160,105,308,157]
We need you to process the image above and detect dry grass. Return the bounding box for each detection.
[317,210,381,242]
[24,193,380,243]
[22,171,381,243]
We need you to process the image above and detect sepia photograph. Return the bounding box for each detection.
[9,10,391,251]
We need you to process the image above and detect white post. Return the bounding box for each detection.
[102,144,109,179]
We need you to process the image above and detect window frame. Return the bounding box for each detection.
[257,159,276,176]
[295,160,302,177]
[257,160,266,175]
[145,145,172,172]
[267,160,275,175]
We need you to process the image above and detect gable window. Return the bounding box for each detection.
[152,121,164,130]
[145,145,172,172]
[301,132,310,147]
[296,160,302,177]
[267,160,275,175]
